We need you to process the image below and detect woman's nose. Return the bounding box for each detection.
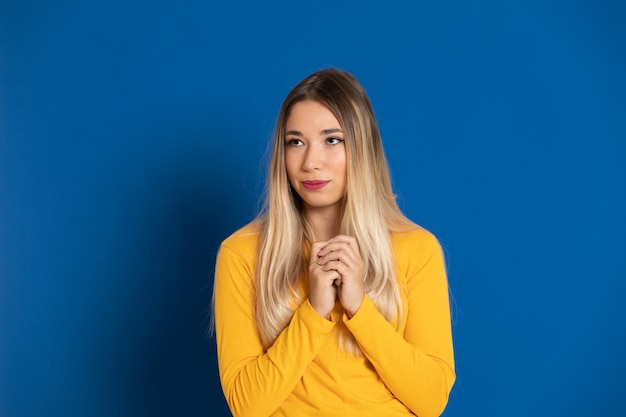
[303,144,323,171]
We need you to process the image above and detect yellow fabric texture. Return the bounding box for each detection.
[214,225,455,417]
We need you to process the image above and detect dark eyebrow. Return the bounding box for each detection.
[285,128,343,136]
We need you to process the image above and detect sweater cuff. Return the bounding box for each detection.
[343,294,378,330]
[298,298,336,333]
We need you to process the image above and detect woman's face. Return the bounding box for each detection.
[284,100,347,217]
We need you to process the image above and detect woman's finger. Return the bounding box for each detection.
[310,241,328,264]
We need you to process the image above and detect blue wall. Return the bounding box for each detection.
[1,1,625,416]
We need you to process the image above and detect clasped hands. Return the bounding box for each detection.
[309,235,365,319]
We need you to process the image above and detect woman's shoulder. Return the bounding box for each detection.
[390,224,442,256]
[390,225,446,280]
[220,222,262,256]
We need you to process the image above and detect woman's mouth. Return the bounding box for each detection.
[302,180,330,190]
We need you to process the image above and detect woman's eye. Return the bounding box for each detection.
[326,137,344,145]
[286,138,303,147]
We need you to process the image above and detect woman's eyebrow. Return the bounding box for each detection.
[285,128,343,136]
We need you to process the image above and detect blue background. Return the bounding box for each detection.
[1,1,625,416]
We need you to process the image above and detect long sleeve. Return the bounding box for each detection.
[344,229,456,417]
[214,235,335,417]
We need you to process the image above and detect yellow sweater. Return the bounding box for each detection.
[214,225,455,417]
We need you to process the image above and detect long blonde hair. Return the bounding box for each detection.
[253,69,416,354]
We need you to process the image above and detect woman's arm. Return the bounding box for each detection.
[344,230,456,417]
[214,243,335,417]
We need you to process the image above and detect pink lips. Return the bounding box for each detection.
[302,180,330,190]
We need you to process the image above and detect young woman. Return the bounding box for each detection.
[213,69,455,417]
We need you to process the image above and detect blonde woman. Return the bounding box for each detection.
[213,69,455,417]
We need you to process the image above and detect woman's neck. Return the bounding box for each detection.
[305,208,341,242]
